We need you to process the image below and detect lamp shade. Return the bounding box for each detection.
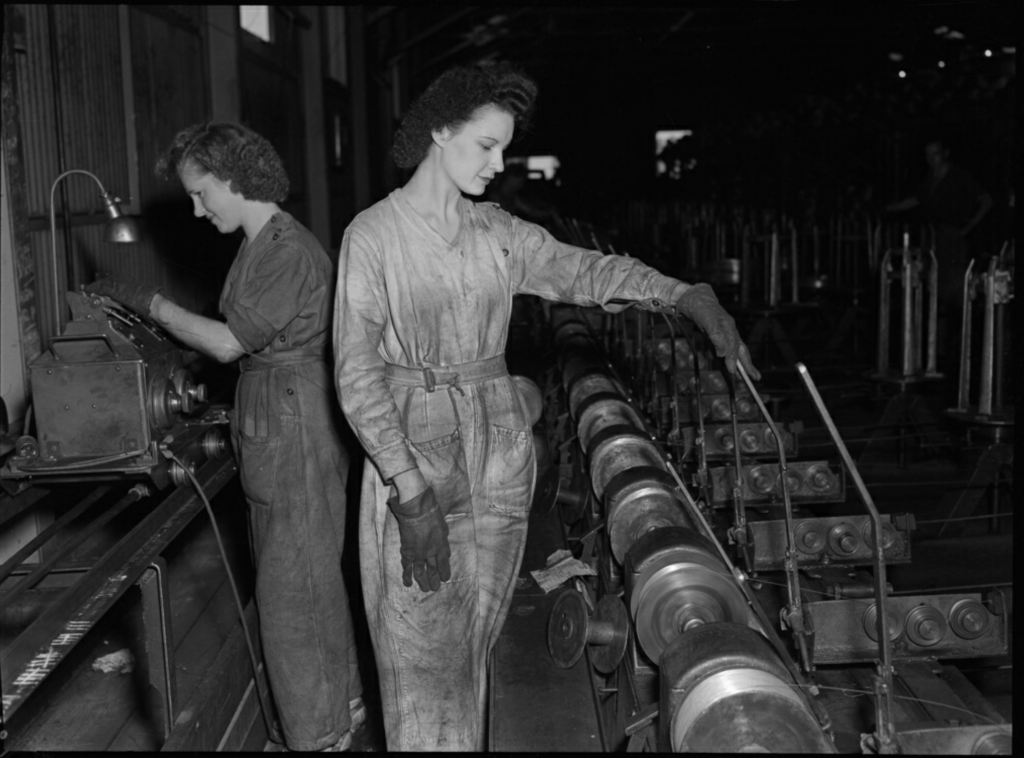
[105,214,142,243]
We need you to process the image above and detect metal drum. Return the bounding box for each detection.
[605,467,693,565]
[576,398,645,453]
[626,528,748,664]
[567,372,620,414]
[659,622,833,753]
[588,432,666,501]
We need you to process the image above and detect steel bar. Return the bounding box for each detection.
[0,487,53,533]
[926,249,939,374]
[957,261,976,410]
[979,260,996,415]
[0,485,133,612]
[795,362,897,752]
[0,485,113,583]
[0,455,238,722]
[877,249,892,374]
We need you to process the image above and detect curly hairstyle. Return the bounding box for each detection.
[156,122,290,203]
[392,63,538,169]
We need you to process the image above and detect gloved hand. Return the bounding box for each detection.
[388,486,452,592]
[85,274,161,317]
[675,283,761,381]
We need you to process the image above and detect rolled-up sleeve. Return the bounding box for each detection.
[223,244,313,353]
[333,228,418,481]
[508,216,688,311]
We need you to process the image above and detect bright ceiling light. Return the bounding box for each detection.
[898,70,906,78]
[984,49,993,57]
[938,61,945,68]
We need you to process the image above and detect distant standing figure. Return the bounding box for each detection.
[886,139,993,361]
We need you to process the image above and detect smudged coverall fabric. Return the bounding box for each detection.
[222,212,362,752]
[334,190,687,751]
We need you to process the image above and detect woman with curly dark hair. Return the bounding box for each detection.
[334,64,758,750]
[87,122,364,752]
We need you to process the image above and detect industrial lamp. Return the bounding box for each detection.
[49,169,141,338]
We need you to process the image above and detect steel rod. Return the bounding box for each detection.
[0,485,113,584]
[795,362,897,750]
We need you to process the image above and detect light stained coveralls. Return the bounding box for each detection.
[334,190,688,751]
[223,211,362,751]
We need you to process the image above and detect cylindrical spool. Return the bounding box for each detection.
[948,599,990,640]
[576,397,644,452]
[660,622,831,753]
[568,373,620,417]
[626,528,747,664]
[862,603,903,642]
[828,522,862,556]
[547,590,629,674]
[588,430,666,501]
[905,605,948,647]
[605,467,693,565]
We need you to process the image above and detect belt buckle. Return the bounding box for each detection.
[422,367,437,393]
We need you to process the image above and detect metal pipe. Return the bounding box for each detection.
[926,248,939,374]
[769,231,779,308]
[877,249,892,374]
[0,485,113,584]
[901,243,913,377]
[957,260,976,410]
[790,222,799,305]
[979,259,996,415]
[795,362,896,752]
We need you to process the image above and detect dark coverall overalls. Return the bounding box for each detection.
[222,211,361,751]
[334,190,686,751]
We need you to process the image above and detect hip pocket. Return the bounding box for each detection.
[409,429,471,518]
[485,425,535,517]
[238,433,281,507]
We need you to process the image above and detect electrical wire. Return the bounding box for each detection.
[168,452,273,738]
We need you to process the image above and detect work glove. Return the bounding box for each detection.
[388,486,452,592]
[85,274,161,318]
[675,283,761,381]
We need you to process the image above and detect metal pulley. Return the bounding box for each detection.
[547,589,629,674]
[626,527,749,664]
[604,467,692,565]
[659,622,833,753]
[588,428,666,501]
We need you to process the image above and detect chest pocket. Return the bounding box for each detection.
[485,425,535,517]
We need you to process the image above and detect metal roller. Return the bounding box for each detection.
[659,622,835,753]
[604,467,693,565]
[626,527,748,664]
[567,373,621,417]
[576,397,645,452]
[588,431,666,501]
